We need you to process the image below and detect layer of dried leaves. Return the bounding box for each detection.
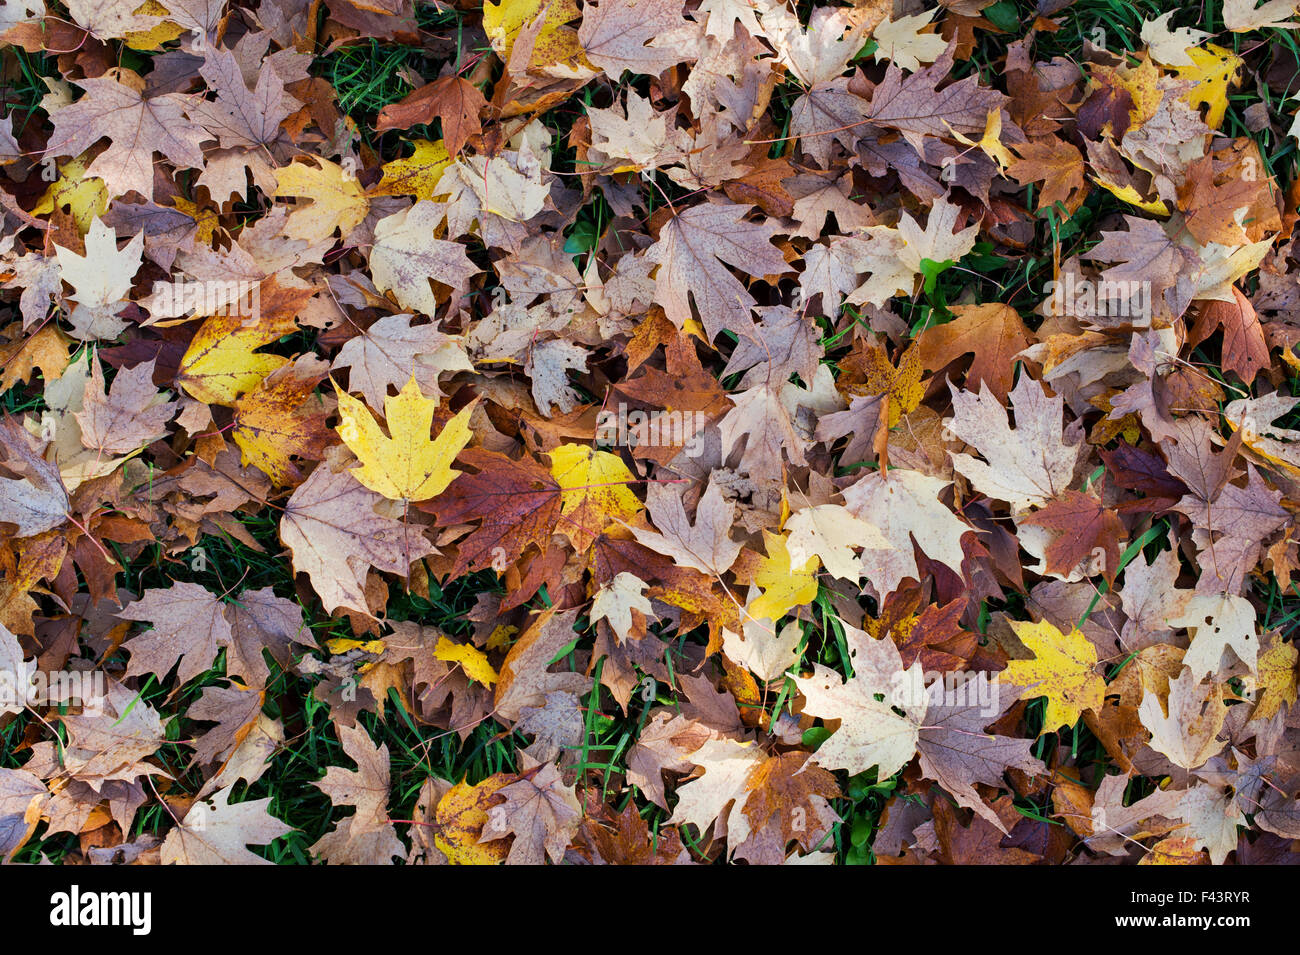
[2,0,1300,865]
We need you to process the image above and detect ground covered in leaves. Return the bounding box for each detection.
[2,0,1300,866]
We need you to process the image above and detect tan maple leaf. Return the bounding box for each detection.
[310,724,404,864]
[871,11,947,73]
[279,463,437,616]
[117,582,235,688]
[946,375,1085,511]
[48,75,207,201]
[645,201,788,342]
[369,201,480,315]
[590,572,654,643]
[783,503,891,581]
[478,757,582,865]
[1139,669,1229,770]
[161,786,293,865]
[332,313,473,409]
[53,217,144,340]
[578,0,695,77]
[630,481,744,577]
[793,624,926,778]
[75,353,176,455]
[842,469,971,597]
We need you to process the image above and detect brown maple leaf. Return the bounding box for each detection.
[426,447,562,577]
[864,46,1009,152]
[117,582,234,688]
[74,354,177,455]
[375,76,487,156]
[577,0,692,77]
[1007,137,1087,211]
[916,302,1034,403]
[478,758,583,865]
[279,463,436,617]
[1020,489,1125,584]
[737,752,841,863]
[1188,286,1270,384]
[1178,155,1259,247]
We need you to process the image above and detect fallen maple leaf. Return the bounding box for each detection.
[630,480,744,577]
[0,416,69,537]
[274,157,370,245]
[645,201,788,342]
[946,376,1084,511]
[590,571,654,643]
[577,0,692,77]
[784,503,891,581]
[279,463,436,616]
[917,673,1046,833]
[548,442,642,551]
[232,354,330,485]
[310,724,404,864]
[374,76,487,156]
[793,625,926,778]
[1007,137,1087,212]
[117,582,235,688]
[871,11,947,73]
[1223,0,1300,32]
[334,377,476,502]
[1003,619,1106,735]
[161,786,293,865]
[176,307,298,407]
[74,353,176,455]
[478,758,582,865]
[749,531,820,622]
[428,446,562,576]
[841,468,970,597]
[1020,489,1125,584]
[48,74,207,201]
[1139,668,1229,770]
[53,217,144,339]
[916,302,1034,402]
[369,201,480,316]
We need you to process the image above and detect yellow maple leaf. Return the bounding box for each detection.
[334,376,475,502]
[231,356,328,486]
[434,635,498,686]
[1175,44,1243,131]
[1140,835,1204,865]
[847,339,924,428]
[325,637,386,655]
[1004,619,1105,735]
[486,624,517,651]
[750,531,820,622]
[434,776,511,865]
[483,0,589,74]
[548,442,641,550]
[1092,58,1162,130]
[177,310,296,407]
[170,195,216,246]
[275,157,370,245]
[1252,635,1298,721]
[123,0,184,50]
[32,154,108,235]
[947,109,1013,173]
[0,322,72,393]
[1090,174,1170,216]
[368,139,453,202]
